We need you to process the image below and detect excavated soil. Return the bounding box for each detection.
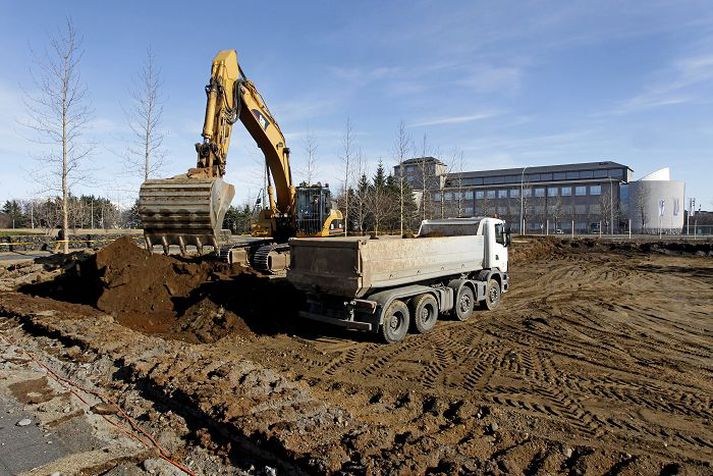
[18,237,276,342]
[3,236,713,474]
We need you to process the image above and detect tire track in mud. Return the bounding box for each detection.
[170,245,713,469]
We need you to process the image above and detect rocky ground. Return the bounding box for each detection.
[0,236,711,475]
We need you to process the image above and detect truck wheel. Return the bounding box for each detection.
[482,279,501,310]
[380,300,410,343]
[455,286,475,321]
[410,294,438,333]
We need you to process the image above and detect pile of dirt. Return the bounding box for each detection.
[93,237,218,321]
[508,236,562,264]
[560,237,713,257]
[19,237,252,342]
[18,237,299,342]
[176,297,253,344]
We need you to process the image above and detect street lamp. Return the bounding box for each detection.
[519,166,528,234]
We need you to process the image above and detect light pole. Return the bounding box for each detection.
[519,166,528,234]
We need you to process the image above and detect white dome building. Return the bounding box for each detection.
[624,168,685,233]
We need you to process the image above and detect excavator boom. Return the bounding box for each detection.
[138,51,241,254]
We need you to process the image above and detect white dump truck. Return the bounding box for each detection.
[287,217,510,343]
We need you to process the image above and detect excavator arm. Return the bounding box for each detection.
[192,50,241,179]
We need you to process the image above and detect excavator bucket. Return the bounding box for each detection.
[138,174,235,255]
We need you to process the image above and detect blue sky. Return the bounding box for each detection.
[1,1,712,209]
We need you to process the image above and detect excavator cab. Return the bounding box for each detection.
[295,184,343,236]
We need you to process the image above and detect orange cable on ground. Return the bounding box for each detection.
[0,333,197,476]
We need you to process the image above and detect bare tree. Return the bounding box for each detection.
[126,47,165,181]
[635,184,649,232]
[598,185,617,234]
[416,133,432,220]
[393,121,411,236]
[301,130,319,184]
[452,149,465,216]
[23,19,93,253]
[349,148,369,234]
[341,118,354,235]
[548,193,564,232]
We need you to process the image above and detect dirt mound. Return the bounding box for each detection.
[18,237,298,341]
[176,298,252,344]
[93,237,217,322]
[509,237,561,264]
[563,238,713,256]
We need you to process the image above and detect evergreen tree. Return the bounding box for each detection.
[2,200,28,228]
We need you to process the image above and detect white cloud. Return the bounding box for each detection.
[456,65,523,94]
[602,52,713,115]
[409,111,500,128]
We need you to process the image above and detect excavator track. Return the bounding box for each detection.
[252,242,290,274]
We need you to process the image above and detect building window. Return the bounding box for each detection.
[590,204,601,214]
[580,170,594,179]
[433,192,441,201]
[454,191,463,200]
[575,204,587,214]
[510,188,519,198]
[547,187,558,197]
[534,187,545,197]
[464,207,474,215]
[590,185,601,196]
[444,192,453,201]
[486,190,496,199]
[561,186,572,197]
[498,189,508,198]
[575,186,587,196]
[475,190,484,199]
[497,206,508,215]
[566,171,580,180]
[465,191,473,200]
[523,188,532,198]
[553,172,565,180]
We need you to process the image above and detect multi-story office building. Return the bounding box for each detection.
[395,159,633,233]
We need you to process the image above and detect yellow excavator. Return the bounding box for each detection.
[138,50,343,272]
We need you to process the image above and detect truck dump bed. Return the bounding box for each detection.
[288,235,485,298]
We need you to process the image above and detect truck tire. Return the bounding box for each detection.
[455,286,475,321]
[410,294,438,333]
[380,299,410,343]
[482,278,501,310]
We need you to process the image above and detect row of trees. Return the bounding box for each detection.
[336,120,448,236]
[343,161,418,235]
[1,196,136,231]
